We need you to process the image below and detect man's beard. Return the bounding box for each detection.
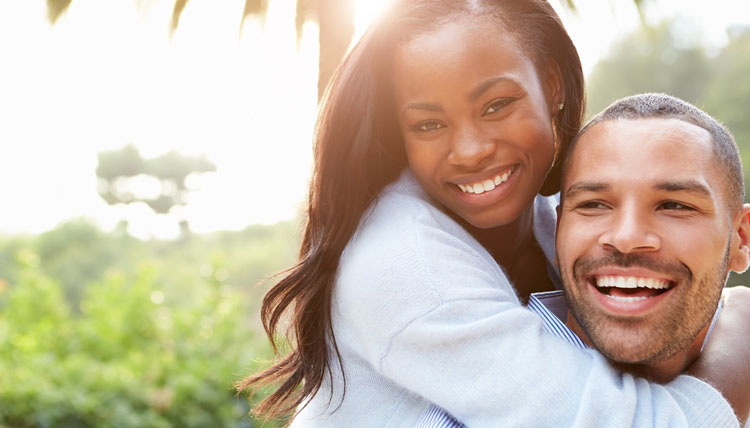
[559,246,728,364]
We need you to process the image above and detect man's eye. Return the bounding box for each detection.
[484,98,514,115]
[577,201,608,210]
[411,121,444,132]
[659,201,694,211]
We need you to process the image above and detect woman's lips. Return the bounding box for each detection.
[449,164,520,208]
[454,166,516,195]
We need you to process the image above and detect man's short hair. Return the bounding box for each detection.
[565,93,744,211]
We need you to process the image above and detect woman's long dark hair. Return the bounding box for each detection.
[238,0,585,420]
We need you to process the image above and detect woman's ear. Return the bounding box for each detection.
[729,204,750,273]
[543,62,565,116]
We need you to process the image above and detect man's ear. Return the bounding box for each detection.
[728,203,750,273]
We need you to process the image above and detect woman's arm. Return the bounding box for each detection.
[336,193,745,427]
[687,286,750,426]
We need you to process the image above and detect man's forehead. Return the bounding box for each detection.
[563,118,719,191]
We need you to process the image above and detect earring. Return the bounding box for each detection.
[557,103,564,111]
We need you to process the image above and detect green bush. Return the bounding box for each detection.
[0,264,281,428]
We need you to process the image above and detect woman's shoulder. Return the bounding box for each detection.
[337,170,514,305]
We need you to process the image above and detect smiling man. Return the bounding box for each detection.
[418,93,750,428]
[556,93,750,388]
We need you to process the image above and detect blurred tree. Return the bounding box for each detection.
[96,144,216,235]
[45,0,646,100]
[586,18,713,116]
[703,26,750,167]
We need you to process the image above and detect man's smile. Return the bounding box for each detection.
[593,275,672,302]
[576,264,686,316]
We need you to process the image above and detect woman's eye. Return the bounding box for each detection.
[484,98,513,115]
[412,121,444,132]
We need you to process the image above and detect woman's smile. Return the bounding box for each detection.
[453,165,515,195]
[448,164,522,210]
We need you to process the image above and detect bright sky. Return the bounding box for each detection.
[0,0,748,239]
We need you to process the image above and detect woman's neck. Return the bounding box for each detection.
[462,205,535,267]
[459,204,555,302]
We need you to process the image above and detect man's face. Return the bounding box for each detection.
[556,117,749,366]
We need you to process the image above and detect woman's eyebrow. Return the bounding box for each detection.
[468,76,516,101]
[402,102,443,116]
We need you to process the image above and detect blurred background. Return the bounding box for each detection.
[0,0,749,426]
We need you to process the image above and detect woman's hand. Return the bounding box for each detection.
[687,285,750,426]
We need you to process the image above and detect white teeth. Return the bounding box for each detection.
[595,275,671,290]
[457,168,514,195]
[605,295,649,303]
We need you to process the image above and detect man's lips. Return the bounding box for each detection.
[584,269,677,314]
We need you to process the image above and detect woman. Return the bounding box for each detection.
[240,1,750,426]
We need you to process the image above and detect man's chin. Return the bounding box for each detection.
[589,330,665,365]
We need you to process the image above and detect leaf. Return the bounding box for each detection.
[46,0,72,25]
[562,0,578,13]
[240,0,269,33]
[170,0,189,34]
[295,0,317,42]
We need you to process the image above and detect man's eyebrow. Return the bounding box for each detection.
[564,181,610,199]
[468,76,516,101]
[654,180,712,197]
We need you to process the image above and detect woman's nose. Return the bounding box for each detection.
[447,125,496,169]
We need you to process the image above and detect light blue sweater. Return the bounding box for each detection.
[291,169,739,428]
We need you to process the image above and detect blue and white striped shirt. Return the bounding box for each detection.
[414,290,725,428]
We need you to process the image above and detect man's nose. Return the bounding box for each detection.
[598,207,661,254]
[447,125,496,169]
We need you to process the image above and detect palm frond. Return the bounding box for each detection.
[46,0,72,24]
[562,0,578,13]
[241,0,269,32]
[295,0,317,43]
[170,0,189,34]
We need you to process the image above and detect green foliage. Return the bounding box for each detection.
[702,28,750,169]
[0,219,300,427]
[586,19,713,116]
[0,263,280,427]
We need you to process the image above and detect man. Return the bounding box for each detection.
[418,93,750,428]
[556,93,750,388]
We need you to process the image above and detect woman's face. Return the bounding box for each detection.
[392,17,561,229]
